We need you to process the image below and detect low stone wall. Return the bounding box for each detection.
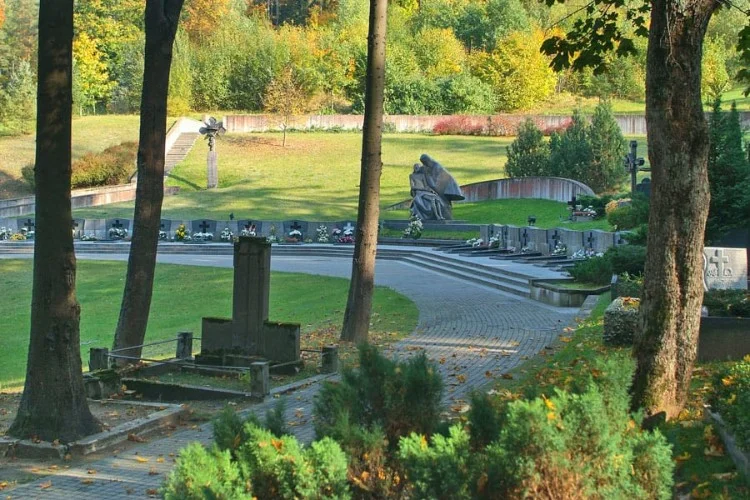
[224,112,750,136]
[0,184,180,218]
[697,317,750,362]
[386,177,595,211]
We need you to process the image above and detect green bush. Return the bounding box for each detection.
[467,391,502,449]
[613,272,643,299]
[622,224,648,246]
[710,359,750,451]
[576,194,614,218]
[235,423,350,499]
[606,245,646,276]
[483,373,673,499]
[314,343,443,448]
[702,289,750,318]
[505,119,550,177]
[163,443,246,499]
[607,195,650,230]
[71,141,138,189]
[398,424,475,500]
[20,164,35,189]
[568,255,613,285]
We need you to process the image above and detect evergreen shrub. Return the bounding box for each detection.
[314,344,443,448]
[568,255,613,285]
[483,361,673,499]
[505,119,550,177]
[163,443,246,499]
[606,245,646,276]
[607,194,650,230]
[398,425,475,500]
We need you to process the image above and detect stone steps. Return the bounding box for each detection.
[0,242,570,300]
[165,133,200,173]
[400,253,531,298]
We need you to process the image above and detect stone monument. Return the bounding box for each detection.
[199,117,226,189]
[197,236,301,367]
[409,154,464,220]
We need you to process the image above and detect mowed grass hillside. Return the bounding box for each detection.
[76,132,512,220]
[0,259,418,389]
[0,115,144,198]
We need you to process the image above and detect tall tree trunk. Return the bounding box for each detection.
[112,0,184,364]
[631,0,718,418]
[340,0,388,343]
[9,0,100,442]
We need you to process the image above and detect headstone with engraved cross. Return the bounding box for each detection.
[190,220,217,241]
[284,220,305,242]
[703,247,748,290]
[105,218,130,240]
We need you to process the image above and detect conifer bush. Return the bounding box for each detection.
[398,425,475,500]
[314,344,443,447]
[163,443,246,499]
[505,119,550,177]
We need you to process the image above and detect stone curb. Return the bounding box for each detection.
[0,436,19,457]
[6,400,185,459]
[705,408,750,484]
[68,401,185,456]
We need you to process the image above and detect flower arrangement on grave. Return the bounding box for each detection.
[316,225,330,243]
[267,224,278,243]
[466,237,483,247]
[20,226,34,239]
[81,233,98,241]
[220,226,234,242]
[10,232,26,241]
[339,226,355,244]
[174,223,191,241]
[286,229,303,243]
[488,234,502,249]
[240,225,257,237]
[402,217,423,239]
[108,227,128,240]
[0,227,11,240]
[572,248,603,259]
[520,245,531,253]
[159,230,168,240]
[552,242,568,256]
[192,231,213,242]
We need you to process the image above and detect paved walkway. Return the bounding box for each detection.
[1,250,579,498]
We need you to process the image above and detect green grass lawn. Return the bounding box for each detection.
[0,259,418,389]
[388,199,613,231]
[73,132,512,220]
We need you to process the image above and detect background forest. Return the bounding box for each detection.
[0,0,746,135]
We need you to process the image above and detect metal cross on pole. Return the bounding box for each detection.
[199,117,226,189]
[624,140,646,196]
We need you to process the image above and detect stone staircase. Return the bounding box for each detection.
[165,132,200,174]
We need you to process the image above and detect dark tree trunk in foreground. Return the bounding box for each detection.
[631,0,718,418]
[9,0,100,442]
[113,0,184,364]
[340,0,388,343]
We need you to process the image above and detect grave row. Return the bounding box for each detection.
[0,217,357,242]
[478,224,627,256]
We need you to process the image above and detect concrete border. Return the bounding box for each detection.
[5,400,185,459]
[705,408,750,484]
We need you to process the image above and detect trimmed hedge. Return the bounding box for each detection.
[70,141,137,189]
